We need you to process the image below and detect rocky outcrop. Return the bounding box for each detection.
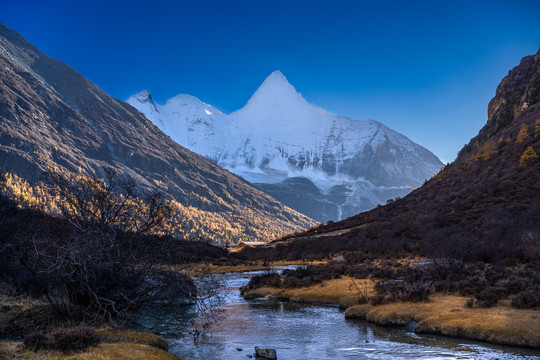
[255,346,277,359]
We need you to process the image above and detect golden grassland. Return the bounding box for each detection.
[345,295,540,348]
[243,276,374,309]
[0,329,181,360]
[97,328,169,351]
[242,278,540,349]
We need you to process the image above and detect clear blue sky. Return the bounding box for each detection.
[2,0,540,163]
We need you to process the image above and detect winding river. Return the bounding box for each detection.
[168,267,540,360]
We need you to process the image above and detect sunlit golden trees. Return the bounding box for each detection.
[520,146,539,165]
[516,124,529,143]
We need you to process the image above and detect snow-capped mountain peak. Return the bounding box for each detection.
[127,89,162,126]
[248,70,298,102]
[236,70,318,117]
[162,93,224,117]
[128,72,443,222]
[130,89,156,108]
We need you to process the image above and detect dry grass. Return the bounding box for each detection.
[0,294,47,309]
[0,328,180,359]
[0,341,181,360]
[98,328,169,351]
[243,277,374,309]
[345,295,540,348]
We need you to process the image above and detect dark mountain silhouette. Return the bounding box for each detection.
[0,23,315,244]
[240,47,540,263]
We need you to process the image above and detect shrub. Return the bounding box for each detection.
[282,276,302,288]
[370,266,395,279]
[475,288,498,308]
[374,279,433,302]
[369,294,387,305]
[50,326,101,353]
[23,332,50,351]
[483,265,510,286]
[495,276,530,295]
[246,272,281,289]
[400,280,433,302]
[373,280,405,303]
[511,285,540,309]
[456,273,486,296]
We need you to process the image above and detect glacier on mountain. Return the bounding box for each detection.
[127,71,443,221]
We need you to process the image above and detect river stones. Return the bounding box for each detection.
[254,346,277,359]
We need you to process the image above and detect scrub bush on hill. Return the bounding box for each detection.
[372,280,434,303]
[23,327,102,353]
[23,332,50,351]
[50,326,102,353]
[474,288,499,308]
[511,285,540,309]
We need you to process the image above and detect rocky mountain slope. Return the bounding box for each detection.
[240,47,540,262]
[0,23,315,245]
[128,71,443,222]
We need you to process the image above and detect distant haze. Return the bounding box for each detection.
[2,0,539,163]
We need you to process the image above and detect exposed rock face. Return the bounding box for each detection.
[128,71,443,222]
[0,23,315,244]
[480,50,540,146]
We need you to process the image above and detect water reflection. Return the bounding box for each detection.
[168,268,540,360]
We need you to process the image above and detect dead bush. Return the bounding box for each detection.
[23,332,49,351]
[50,326,101,353]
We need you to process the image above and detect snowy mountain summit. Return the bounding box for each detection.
[127,71,443,221]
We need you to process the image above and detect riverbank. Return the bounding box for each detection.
[0,292,181,359]
[346,295,540,349]
[0,328,181,360]
[241,278,540,349]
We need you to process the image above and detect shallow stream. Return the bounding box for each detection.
[168,267,540,359]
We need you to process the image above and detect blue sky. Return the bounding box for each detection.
[2,0,540,163]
